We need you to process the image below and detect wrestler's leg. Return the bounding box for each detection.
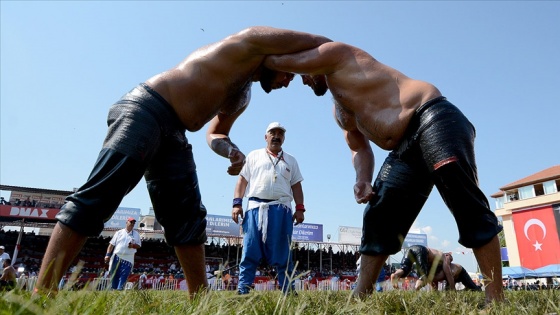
[147,169,209,297]
[421,105,503,302]
[391,253,412,289]
[430,155,503,301]
[358,154,432,296]
[354,253,389,296]
[474,235,502,298]
[37,149,147,294]
[146,123,208,297]
[35,223,88,294]
[37,96,164,295]
[390,269,405,289]
[413,246,430,290]
[175,243,207,296]
[457,266,482,291]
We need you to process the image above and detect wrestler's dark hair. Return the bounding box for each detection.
[259,67,276,94]
[3,258,10,264]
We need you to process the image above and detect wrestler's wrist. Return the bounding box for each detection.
[296,204,305,212]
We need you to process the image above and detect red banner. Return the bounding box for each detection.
[0,205,60,221]
[512,205,560,269]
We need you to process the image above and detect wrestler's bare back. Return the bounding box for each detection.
[426,247,445,265]
[145,41,261,132]
[328,46,442,150]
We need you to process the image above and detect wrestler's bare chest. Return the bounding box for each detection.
[335,101,412,150]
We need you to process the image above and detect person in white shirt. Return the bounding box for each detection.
[232,122,305,295]
[104,217,141,290]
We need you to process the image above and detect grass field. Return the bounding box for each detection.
[1,289,559,315]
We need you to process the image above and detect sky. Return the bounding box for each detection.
[1,1,559,273]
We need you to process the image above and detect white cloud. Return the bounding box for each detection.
[421,226,432,235]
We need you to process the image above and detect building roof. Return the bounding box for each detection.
[491,165,560,197]
[0,184,74,196]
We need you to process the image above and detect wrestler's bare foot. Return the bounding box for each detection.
[390,273,399,289]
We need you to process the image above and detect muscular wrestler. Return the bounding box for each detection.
[390,245,453,290]
[35,26,331,296]
[431,262,482,291]
[264,42,504,303]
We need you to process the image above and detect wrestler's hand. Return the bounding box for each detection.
[354,181,374,204]
[104,256,110,264]
[232,206,243,224]
[292,210,305,226]
[227,149,245,175]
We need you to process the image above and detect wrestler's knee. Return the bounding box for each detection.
[55,201,106,236]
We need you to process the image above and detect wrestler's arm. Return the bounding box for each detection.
[263,42,350,75]
[206,106,248,176]
[0,268,7,281]
[238,26,332,56]
[442,255,455,290]
[232,175,248,224]
[334,107,374,204]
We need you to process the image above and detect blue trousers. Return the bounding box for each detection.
[238,204,294,293]
[109,255,133,290]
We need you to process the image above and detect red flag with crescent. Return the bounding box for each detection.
[512,205,560,269]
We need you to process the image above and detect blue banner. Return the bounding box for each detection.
[293,223,323,242]
[402,233,428,248]
[104,207,141,229]
[206,214,241,236]
[500,247,509,261]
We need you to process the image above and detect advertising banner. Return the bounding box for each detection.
[338,226,362,245]
[104,207,141,229]
[402,233,428,248]
[337,226,428,249]
[206,214,241,236]
[293,223,323,242]
[0,205,60,221]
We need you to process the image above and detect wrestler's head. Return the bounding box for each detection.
[259,67,294,93]
[302,74,328,96]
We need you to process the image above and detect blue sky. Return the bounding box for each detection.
[1,1,559,273]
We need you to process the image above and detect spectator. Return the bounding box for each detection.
[0,246,10,277]
[0,258,16,291]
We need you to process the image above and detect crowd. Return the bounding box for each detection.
[0,229,363,290]
[0,196,65,210]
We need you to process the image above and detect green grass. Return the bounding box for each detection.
[1,289,559,315]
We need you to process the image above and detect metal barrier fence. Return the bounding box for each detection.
[16,277,409,292]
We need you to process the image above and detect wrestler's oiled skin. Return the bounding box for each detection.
[264,42,504,304]
[265,43,441,151]
[34,26,331,297]
[145,27,331,175]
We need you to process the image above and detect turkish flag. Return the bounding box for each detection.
[513,205,560,269]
